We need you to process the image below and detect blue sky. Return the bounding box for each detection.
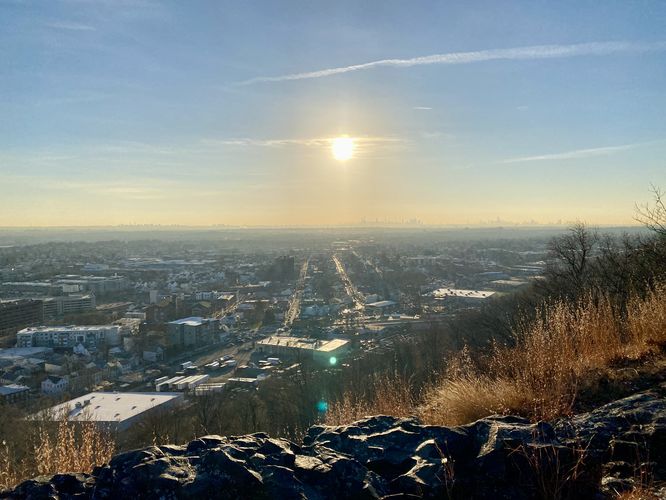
[1,0,665,226]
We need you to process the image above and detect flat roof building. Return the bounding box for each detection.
[34,391,184,431]
[365,300,399,314]
[17,325,122,350]
[167,317,220,347]
[257,336,350,364]
[0,384,30,403]
[42,294,96,318]
[430,288,496,301]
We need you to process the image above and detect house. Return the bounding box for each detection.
[41,375,69,395]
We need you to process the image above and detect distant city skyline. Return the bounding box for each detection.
[1,1,665,226]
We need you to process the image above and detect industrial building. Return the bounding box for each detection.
[155,374,210,392]
[34,391,184,431]
[16,325,122,349]
[429,288,496,304]
[257,336,350,364]
[364,300,399,315]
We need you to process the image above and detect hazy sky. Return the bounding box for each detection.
[1,1,665,226]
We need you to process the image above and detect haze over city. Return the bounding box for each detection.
[2,1,665,227]
[4,3,666,498]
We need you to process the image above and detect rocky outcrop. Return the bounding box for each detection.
[3,385,665,499]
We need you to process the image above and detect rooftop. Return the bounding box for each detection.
[365,300,397,308]
[0,347,53,360]
[0,384,30,396]
[18,325,120,334]
[169,316,206,326]
[431,288,496,299]
[35,391,183,424]
[258,336,349,352]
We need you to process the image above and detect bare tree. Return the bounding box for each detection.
[546,222,599,298]
[635,184,666,236]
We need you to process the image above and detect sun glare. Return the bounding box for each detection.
[331,136,354,161]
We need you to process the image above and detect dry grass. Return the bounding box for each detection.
[324,373,416,426]
[0,416,115,490]
[615,487,663,500]
[327,284,666,428]
[421,285,666,426]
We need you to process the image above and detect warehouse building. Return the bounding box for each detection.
[33,391,184,431]
[257,336,350,365]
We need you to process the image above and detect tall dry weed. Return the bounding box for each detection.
[0,415,115,490]
[324,374,415,426]
[421,286,666,426]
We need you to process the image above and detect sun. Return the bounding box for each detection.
[331,136,354,161]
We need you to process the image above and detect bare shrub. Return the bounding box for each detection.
[325,374,416,426]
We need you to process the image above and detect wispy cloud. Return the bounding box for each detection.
[500,144,637,164]
[202,137,329,148]
[413,106,432,110]
[200,135,404,149]
[45,21,96,31]
[239,41,666,85]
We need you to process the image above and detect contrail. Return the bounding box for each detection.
[239,41,666,85]
[501,144,637,164]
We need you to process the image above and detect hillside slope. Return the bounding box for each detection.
[3,386,665,499]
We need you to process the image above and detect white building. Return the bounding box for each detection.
[429,288,495,304]
[257,336,350,364]
[34,391,185,431]
[365,300,398,315]
[42,294,96,318]
[54,275,130,295]
[41,375,69,395]
[16,325,122,349]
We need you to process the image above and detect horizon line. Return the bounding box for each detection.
[0,222,645,231]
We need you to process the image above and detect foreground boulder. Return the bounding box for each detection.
[3,385,665,499]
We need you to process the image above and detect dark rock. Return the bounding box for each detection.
[3,386,665,499]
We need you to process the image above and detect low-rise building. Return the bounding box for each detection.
[257,336,350,364]
[429,288,495,305]
[33,391,185,431]
[16,325,122,350]
[365,300,399,315]
[0,383,30,403]
[41,375,69,395]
